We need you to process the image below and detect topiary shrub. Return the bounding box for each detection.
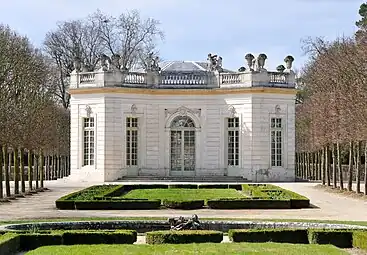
[308,229,353,248]
[163,200,204,210]
[353,231,367,250]
[20,234,63,251]
[146,230,223,244]
[62,230,137,245]
[229,229,308,243]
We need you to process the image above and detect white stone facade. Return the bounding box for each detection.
[68,57,297,182]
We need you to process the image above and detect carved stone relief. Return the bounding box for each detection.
[131,104,138,114]
[165,106,201,118]
[275,105,281,114]
[228,105,237,118]
[85,105,92,117]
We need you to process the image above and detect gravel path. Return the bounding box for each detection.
[0,180,366,221]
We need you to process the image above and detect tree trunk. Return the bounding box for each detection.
[337,141,343,190]
[13,148,19,194]
[325,145,331,186]
[28,150,33,191]
[364,141,367,195]
[348,141,353,192]
[356,141,361,194]
[318,150,322,181]
[295,153,298,177]
[57,155,61,178]
[52,155,56,180]
[34,153,39,189]
[20,148,25,193]
[2,146,10,197]
[321,148,325,185]
[39,151,44,188]
[45,155,50,181]
[332,143,337,188]
[0,145,3,199]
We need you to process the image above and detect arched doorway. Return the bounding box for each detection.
[170,116,196,175]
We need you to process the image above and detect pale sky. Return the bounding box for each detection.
[0,0,363,71]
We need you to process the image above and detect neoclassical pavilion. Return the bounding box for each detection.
[68,53,297,182]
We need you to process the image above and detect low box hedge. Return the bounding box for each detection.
[62,230,137,245]
[163,200,204,210]
[207,198,291,209]
[146,230,223,244]
[168,184,198,189]
[353,231,367,251]
[122,184,169,191]
[228,229,309,243]
[74,200,161,210]
[20,233,63,250]
[308,229,353,248]
[98,185,125,197]
[198,184,229,189]
[0,233,20,255]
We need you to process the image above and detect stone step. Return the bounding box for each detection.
[117,176,248,183]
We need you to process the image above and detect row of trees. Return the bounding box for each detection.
[295,2,367,194]
[0,10,164,199]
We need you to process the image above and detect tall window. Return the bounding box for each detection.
[227,117,239,166]
[126,117,138,166]
[83,117,94,166]
[271,118,283,167]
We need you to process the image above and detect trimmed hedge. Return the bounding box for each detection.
[61,230,137,245]
[207,198,291,209]
[146,230,223,244]
[20,233,63,250]
[74,200,161,210]
[229,229,309,243]
[122,184,169,191]
[168,184,198,189]
[163,200,204,210]
[308,229,353,248]
[0,233,20,255]
[353,231,367,251]
[198,184,229,189]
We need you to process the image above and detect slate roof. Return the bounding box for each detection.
[132,61,234,73]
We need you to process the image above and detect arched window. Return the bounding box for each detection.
[170,116,195,129]
[170,116,195,174]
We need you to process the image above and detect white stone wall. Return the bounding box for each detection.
[69,91,296,182]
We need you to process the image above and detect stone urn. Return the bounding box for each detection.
[245,53,255,70]
[276,65,286,73]
[257,53,268,69]
[284,55,295,70]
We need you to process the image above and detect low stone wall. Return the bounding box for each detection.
[1,220,366,233]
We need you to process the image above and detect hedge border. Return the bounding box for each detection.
[56,183,310,210]
[163,200,204,210]
[207,198,291,209]
[229,228,309,243]
[308,229,353,248]
[74,200,161,210]
[146,230,223,244]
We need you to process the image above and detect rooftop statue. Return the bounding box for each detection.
[207,53,223,72]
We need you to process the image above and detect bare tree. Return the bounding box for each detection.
[44,9,164,109]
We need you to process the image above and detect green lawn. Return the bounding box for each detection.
[26,243,348,255]
[122,188,246,202]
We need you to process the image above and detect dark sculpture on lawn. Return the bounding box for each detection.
[168,214,202,230]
